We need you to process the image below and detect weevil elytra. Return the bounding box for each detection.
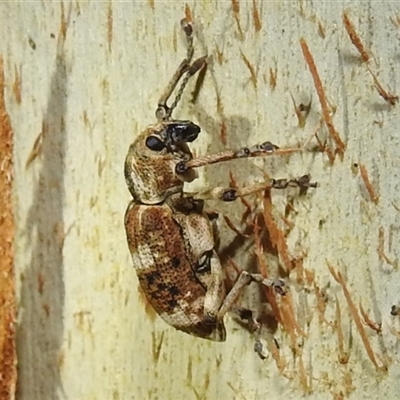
[124,19,316,341]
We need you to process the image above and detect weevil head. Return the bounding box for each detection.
[125,120,200,204]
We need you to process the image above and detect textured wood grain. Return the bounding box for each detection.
[0,56,16,400]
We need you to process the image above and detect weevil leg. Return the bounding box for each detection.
[185,175,317,202]
[175,141,306,173]
[230,305,260,332]
[254,339,267,360]
[254,337,278,360]
[203,251,226,324]
[230,305,274,360]
[216,271,285,321]
[156,18,207,121]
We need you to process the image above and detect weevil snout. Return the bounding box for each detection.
[145,121,200,152]
[166,121,200,145]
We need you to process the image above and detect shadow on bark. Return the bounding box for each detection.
[17,43,69,400]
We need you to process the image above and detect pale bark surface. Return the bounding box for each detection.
[1,1,399,399]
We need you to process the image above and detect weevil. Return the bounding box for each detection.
[124,19,316,341]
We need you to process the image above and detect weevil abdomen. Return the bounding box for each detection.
[124,201,226,341]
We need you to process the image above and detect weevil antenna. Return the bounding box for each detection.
[164,21,195,119]
[157,19,206,121]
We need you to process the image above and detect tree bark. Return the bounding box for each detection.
[1,1,399,399]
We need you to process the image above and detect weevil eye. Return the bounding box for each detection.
[145,136,165,151]
[196,250,213,273]
[167,122,200,143]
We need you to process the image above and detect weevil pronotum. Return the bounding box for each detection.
[124,18,316,341]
